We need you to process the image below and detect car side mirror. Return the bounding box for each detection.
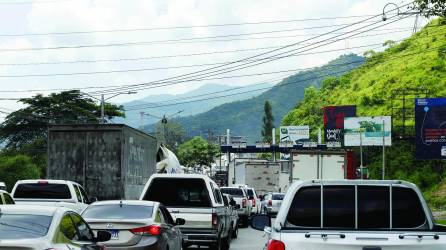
[175,218,186,226]
[89,197,98,203]
[95,230,111,242]
[235,204,241,209]
[250,214,271,231]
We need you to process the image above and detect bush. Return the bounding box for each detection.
[0,155,40,191]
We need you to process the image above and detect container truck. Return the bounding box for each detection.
[47,124,157,200]
[232,160,281,195]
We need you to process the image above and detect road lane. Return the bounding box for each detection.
[231,226,266,250]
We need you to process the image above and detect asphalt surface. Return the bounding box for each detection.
[231,226,266,250]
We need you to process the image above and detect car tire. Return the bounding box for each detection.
[210,235,222,250]
[232,224,238,239]
[241,216,249,228]
[222,229,232,250]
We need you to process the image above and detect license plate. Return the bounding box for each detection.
[107,230,119,240]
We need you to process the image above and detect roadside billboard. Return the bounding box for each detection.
[344,116,392,146]
[323,105,356,146]
[415,98,446,160]
[279,126,310,145]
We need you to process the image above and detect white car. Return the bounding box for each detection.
[251,180,446,250]
[82,200,184,250]
[11,179,92,213]
[0,205,111,249]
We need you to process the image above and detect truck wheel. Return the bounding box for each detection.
[222,229,232,250]
[231,224,238,239]
[210,236,222,250]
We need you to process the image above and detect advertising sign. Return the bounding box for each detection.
[415,98,446,160]
[344,116,392,146]
[279,126,310,145]
[323,105,356,145]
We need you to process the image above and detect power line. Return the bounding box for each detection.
[0,26,415,53]
[0,35,405,78]
[94,8,413,96]
[0,0,72,4]
[0,14,379,36]
[124,44,442,110]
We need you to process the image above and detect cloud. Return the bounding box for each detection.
[0,0,423,114]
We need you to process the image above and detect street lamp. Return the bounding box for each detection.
[83,91,137,124]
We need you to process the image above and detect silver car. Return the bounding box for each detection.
[82,200,184,250]
[0,205,110,249]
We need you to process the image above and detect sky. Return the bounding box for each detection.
[0,0,428,118]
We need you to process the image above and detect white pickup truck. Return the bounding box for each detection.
[250,180,446,250]
[140,174,232,250]
[11,179,93,213]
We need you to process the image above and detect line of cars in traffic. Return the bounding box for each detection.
[0,175,269,250]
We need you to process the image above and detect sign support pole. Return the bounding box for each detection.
[360,129,363,180]
[382,120,386,180]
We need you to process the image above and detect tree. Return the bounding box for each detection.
[0,90,125,176]
[0,155,40,191]
[0,90,124,149]
[412,0,446,17]
[154,120,186,151]
[177,136,220,168]
[261,101,274,143]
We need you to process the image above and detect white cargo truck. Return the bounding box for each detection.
[232,160,281,195]
[290,150,355,183]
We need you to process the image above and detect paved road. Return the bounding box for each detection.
[231,226,266,250]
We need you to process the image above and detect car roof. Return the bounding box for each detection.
[90,200,158,206]
[15,179,81,186]
[0,205,71,216]
[150,173,212,180]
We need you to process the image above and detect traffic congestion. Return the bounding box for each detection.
[2,173,446,250]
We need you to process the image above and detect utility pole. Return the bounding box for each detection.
[382,119,386,180]
[101,94,105,124]
[82,91,137,124]
[359,129,364,180]
[272,128,276,162]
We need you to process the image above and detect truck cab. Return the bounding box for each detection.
[11,179,92,213]
[251,180,446,250]
[140,174,231,250]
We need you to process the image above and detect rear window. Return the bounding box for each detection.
[13,183,71,199]
[143,178,211,207]
[221,188,244,197]
[0,214,52,239]
[82,205,154,220]
[272,194,285,200]
[285,185,425,230]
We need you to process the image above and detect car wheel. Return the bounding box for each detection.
[232,224,238,239]
[210,235,222,250]
[222,229,232,250]
[241,216,249,228]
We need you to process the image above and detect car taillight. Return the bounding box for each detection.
[212,213,218,229]
[252,199,256,207]
[268,200,272,206]
[267,239,285,250]
[242,198,247,208]
[130,225,161,236]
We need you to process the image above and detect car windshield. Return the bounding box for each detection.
[82,204,154,220]
[14,183,71,199]
[0,214,52,239]
[273,194,285,200]
[221,188,244,197]
[143,178,212,207]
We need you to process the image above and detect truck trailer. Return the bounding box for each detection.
[47,124,157,200]
[289,150,355,181]
[231,160,281,195]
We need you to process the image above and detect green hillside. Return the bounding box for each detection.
[153,54,364,141]
[282,18,446,206]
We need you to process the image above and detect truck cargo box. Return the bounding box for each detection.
[47,124,157,200]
